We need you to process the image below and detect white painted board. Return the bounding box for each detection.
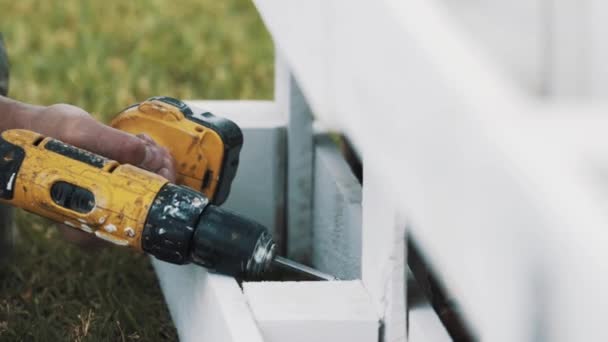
[360,160,407,342]
[548,0,608,99]
[253,1,608,340]
[152,261,263,342]
[439,0,547,95]
[243,281,379,342]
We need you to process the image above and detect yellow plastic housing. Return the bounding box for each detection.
[0,129,168,250]
[111,99,226,201]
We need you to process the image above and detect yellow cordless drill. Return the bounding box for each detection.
[0,97,333,280]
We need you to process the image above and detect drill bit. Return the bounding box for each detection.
[272,256,338,281]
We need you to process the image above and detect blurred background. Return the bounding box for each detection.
[0,0,273,340]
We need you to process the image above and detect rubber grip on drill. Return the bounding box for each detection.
[0,136,25,200]
[142,184,209,264]
[190,205,269,278]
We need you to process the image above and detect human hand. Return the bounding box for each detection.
[25,103,177,247]
[29,103,176,181]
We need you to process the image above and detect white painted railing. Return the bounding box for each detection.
[153,1,608,341]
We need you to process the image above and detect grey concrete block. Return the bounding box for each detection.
[312,134,362,280]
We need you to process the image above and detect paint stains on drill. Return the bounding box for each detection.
[142,184,208,265]
[104,224,117,233]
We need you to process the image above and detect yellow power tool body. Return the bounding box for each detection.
[0,129,167,250]
[0,97,336,281]
[0,96,278,278]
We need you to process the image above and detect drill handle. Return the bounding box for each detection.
[0,129,167,250]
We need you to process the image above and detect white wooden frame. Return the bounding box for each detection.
[153,62,381,341]
[251,0,608,341]
[153,0,608,341]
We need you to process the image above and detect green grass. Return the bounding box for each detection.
[0,0,273,340]
[3,0,273,120]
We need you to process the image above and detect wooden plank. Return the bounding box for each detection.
[360,160,407,342]
[243,280,378,342]
[253,1,608,340]
[440,0,548,95]
[547,0,608,98]
[254,2,539,340]
[275,53,315,262]
[586,0,608,98]
[152,261,264,342]
[547,0,588,97]
[383,214,407,342]
[312,134,362,280]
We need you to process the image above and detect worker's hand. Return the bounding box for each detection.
[26,103,177,248]
[29,103,176,181]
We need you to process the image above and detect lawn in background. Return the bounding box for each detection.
[0,0,273,340]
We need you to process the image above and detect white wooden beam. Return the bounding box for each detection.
[152,261,264,342]
[547,0,588,97]
[586,0,608,98]
[243,280,379,342]
[440,0,548,95]
[253,1,608,340]
[383,215,407,342]
[361,160,407,342]
[548,0,608,98]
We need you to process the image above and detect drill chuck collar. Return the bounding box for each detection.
[143,184,276,278]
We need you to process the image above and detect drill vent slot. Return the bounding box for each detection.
[32,136,44,147]
[106,163,119,173]
[202,170,212,189]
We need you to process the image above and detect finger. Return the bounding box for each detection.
[84,121,178,182]
[160,156,176,183]
[136,133,155,145]
[62,116,149,166]
[158,168,172,181]
[136,138,176,182]
[162,148,177,182]
[37,107,177,181]
[136,135,167,172]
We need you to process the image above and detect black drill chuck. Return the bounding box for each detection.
[191,205,276,278]
[142,184,276,279]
